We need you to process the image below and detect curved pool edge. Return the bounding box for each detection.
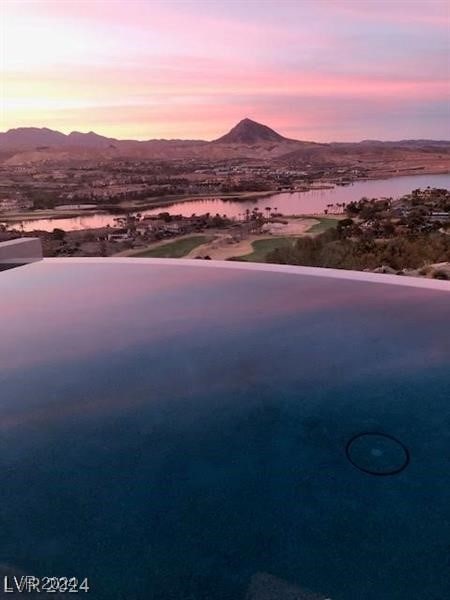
[40,257,450,292]
[1,254,449,600]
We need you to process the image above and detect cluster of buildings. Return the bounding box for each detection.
[105,213,234,243]
[0,196,33,211]
[0,158,368,215]
[347,187,450,237]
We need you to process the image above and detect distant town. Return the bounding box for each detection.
[0,156,364,215]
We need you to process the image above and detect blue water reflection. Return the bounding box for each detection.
[0,261,449,599]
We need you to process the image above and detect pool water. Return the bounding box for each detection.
[0,260,449,599]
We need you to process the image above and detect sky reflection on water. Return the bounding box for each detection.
[0,261,449,599]
[5,172,450,232]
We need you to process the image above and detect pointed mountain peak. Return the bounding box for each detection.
[213,118,288,144]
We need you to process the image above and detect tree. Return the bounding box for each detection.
[52,228,66,241]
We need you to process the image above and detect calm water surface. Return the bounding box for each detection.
[0,261,449,599]
[5,172,450,232]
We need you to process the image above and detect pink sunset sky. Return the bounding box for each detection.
[1,0,449,141]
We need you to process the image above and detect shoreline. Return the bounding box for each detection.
[1,169,449,229]
[0,190,278,223]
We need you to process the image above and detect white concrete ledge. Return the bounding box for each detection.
[0,238,43,265]
[42,257,450,292]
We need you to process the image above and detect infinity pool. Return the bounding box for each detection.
[0,259,449,599]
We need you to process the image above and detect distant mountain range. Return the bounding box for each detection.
[0,126,205,151]
[0,119,302,152]
[0,119,449,168]
[2,118,449,150]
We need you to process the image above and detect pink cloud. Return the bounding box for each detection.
[2,0,449,140]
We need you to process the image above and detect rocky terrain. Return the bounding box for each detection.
[1,119,449,177]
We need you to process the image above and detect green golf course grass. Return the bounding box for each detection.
[306,217,340,234]
[234,218,339,262]
[236,236,300,262]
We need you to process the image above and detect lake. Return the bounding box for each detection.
[4,172,450,232]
